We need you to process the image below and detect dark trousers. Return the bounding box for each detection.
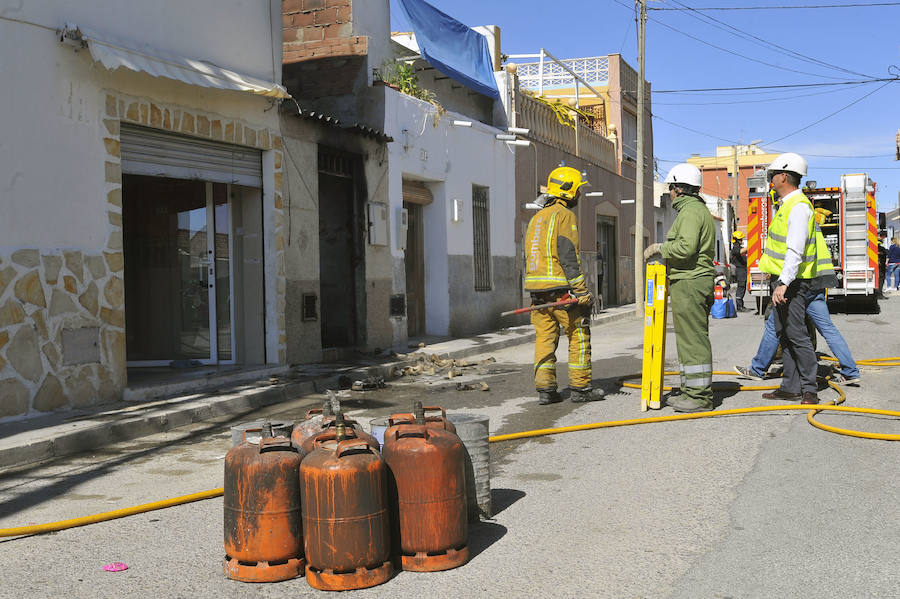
[735,273,747,308]
[773,279,817,394]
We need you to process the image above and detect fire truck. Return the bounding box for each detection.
[745,171,882,309]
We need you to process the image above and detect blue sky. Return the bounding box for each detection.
[391,0,900,212]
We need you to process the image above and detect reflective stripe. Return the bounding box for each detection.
[767,231,787,243]
[535,363,555,370]
[683,363,712,374]
[525,275,569,284]
[545,213,558,277]
[568,273,585,286]
[568,363,591,370]
[685,378,712,388]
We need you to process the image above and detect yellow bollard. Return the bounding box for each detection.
[641,262,668,411]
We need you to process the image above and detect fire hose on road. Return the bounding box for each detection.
[2,360,899,538]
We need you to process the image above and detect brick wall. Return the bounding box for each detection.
[283,0,368,64]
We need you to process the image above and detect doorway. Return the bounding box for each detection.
[404,202,426,337]
[123,175,265,365]
[318,150,361,350]
[596,215,618,306]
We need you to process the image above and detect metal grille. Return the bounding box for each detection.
[318,149,354,178]
[472,185,491,291]
[517,55,609,90]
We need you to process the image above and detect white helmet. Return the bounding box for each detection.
[664,163,702,187]
[767,152,807,177]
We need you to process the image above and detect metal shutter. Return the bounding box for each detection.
[120,125,262,187]
[401,179,433,205]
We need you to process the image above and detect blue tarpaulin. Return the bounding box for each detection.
[396,0,499,99]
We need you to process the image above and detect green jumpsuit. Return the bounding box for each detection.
[659,193,717,409]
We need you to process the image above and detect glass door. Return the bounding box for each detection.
[123,176,234,366]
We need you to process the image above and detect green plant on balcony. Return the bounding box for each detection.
[376,61,446,122]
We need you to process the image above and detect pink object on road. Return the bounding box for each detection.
[103,562,128,572]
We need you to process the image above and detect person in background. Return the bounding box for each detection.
[877,231,888,297]
[730,230,752,312]
[886,236,900,292]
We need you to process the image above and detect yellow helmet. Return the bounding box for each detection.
[546,166,589,201]
[732,230,745,240]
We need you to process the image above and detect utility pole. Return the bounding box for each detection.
[634,0,647,318]
[732,144,739,233]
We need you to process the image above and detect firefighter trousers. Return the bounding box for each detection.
[669,276,715,406]
[531,295,592,392]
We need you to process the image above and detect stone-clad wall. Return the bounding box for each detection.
[0,91,285,420]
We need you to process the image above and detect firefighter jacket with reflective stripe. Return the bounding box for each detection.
[524,200,585,292]
[659,193,716,280]
[759,192,818,280]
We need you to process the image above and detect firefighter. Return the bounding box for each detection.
[643,163,716,412]
[757,152,821,405]
[730,230,752,312]
[524,166,600,404]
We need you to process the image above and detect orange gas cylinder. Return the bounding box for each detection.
[290,400,335,450]
[298,413,379,454]
[224,424,305,582]
[382,414,469,571]
[300,425,393,590]
[388,402,458,434]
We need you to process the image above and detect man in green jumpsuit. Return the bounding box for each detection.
[644,163,717,412]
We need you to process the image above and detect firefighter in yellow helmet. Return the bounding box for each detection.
[524,166,601,404]
[730,230,751,312]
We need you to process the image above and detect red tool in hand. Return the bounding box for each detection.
[500,294,577,317]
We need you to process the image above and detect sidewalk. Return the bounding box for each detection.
[0,304,637,472]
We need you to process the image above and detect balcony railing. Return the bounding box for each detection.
[515,92,617,172]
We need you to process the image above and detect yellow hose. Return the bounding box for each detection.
[3,361,899,538]
[0,488,223,538]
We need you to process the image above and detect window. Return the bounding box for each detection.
[472,185,491,291]
[622,110,637,161]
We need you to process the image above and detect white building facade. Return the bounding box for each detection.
[0,1,287,419]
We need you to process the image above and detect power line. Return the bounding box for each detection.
[656,77,898,93]
[653,82,870,105]
[763,79,897,144]
[649,2,900,10]
[611,0,863,81]
[662,0,871,79]
[651,113,742,144]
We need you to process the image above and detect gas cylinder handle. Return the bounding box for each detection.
[311,428,360,449]
[390,423,429,441]
[422,406,447,419]
[336,438,376,458]
[388,413,415,427]
[241,427,263,443]
[258,437,295,453]
[304,408,323,419]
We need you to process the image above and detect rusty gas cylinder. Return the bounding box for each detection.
[224,424,305,582]
[300,423,393,590]
[290,399,335,450]
[298,412,380,454]
[382,411,469,571]
[388,402,458,434]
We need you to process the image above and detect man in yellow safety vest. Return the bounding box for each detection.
[757,152,823,405]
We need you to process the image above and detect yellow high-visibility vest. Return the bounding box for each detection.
[759,192,818,279]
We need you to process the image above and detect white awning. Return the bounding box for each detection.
[60,23,289,99]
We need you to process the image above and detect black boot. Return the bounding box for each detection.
[538,390,562,405]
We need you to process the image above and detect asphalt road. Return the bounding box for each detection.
[1,295,899,598]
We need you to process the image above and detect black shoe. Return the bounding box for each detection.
[570,387,604,403]
[761,389,802,400]
[737,307,754,313]
[538,390,562,405]
[800,392,819,405]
